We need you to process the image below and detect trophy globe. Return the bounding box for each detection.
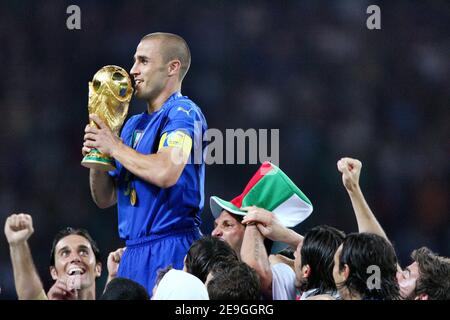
[81,65,133,171]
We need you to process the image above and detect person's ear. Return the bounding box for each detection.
[168,60,181,77]
[95,262,102,278]
[50,266,58,281]
[302,265,311,279]
[342,264,350,281]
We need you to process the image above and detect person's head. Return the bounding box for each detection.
[49,227,101,291]
[184,235,239,282]
[206,261,261,300]
[130,32,191,101]
[333,233,400,300]
[397,247,450,300]
[211,210,245,256]
[100,278,149,300]
[152,265,173,297]
[152,269,209,300]
[294,225,345,294]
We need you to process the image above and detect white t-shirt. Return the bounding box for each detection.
[271,262,296,300]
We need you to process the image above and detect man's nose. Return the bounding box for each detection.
[130,63,139,76]
[69,252,82,262]
[211,227,222,238]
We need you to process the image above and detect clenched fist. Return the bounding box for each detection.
[107,247,126,279]
[337,157,362,193]
[4,214,34,245]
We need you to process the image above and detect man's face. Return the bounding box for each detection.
[211,210,245,255]
[293,241,304,287]
[332,244,346,291]
[397,261,420,299]
[130,38,168,101]
[50,235,101,290]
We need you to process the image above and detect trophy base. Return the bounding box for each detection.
[81,149,116,172]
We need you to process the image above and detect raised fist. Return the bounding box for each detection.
[4,214,34,245]
[337,157,362,192]
[107,247,126,279]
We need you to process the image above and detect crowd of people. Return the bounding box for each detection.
[5,156,450,300]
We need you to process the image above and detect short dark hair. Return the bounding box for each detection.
[412,247,450,300]
[141,32,191,81]
[299,225,345,294]
[278,247,295,260]
[338,233,400,300]
[100,277,149,300]
[50,227,101,266]
[185,236,239,282]
[154,265,173,288]
[207,261,261,300]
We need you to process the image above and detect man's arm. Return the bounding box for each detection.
[4,214,45,300]
[83,123,116,209]
[338,157,402,273]
[89,169,117,209]
[84,114,188,189]
[337,157,387,238]
[240,224,273,299]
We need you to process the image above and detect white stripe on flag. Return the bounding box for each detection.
[272,194,313,227]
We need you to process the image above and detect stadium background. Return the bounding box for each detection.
[0,0,448,299]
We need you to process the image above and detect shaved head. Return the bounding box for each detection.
[141,32,191,81]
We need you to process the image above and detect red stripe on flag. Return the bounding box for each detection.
[230,162,273,208]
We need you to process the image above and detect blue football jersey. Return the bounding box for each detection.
[109,92,207,240]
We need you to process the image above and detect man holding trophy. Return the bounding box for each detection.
[82,32,207,296]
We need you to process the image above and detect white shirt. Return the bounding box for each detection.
[271,262,296,300]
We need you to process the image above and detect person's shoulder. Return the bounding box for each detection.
[271,261,295,273]
[271,261,295,282]
[172,96,199,110]
[167,98,204,120]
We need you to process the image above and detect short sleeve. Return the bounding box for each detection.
[271,263,297,300]
[158,104,199,155]
[161,104,197,138]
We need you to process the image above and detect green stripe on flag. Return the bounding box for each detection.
[241,165,312,210]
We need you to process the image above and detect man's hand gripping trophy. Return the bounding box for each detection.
[81,65,133,171]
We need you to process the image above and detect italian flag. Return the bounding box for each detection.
[210,162,313,228]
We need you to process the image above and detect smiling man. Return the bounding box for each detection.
[46,227,102,299]
[82,32,208,296]
[4,213,102,300]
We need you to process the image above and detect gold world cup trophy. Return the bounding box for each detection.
[81,65,134,171]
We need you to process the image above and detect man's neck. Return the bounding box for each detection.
[146,83,181,114]
[78,286,96,300]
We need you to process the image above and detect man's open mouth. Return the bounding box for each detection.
[67,266,86,276]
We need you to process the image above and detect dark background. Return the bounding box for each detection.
[0,0,448,299]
